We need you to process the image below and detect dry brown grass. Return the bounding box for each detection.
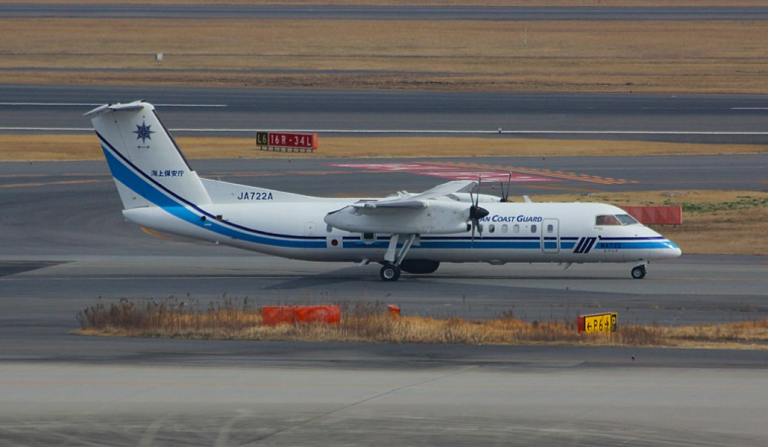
[1,134,764,162]
[3,18,768,93]
[533,190,768,255]
[74,298,768,349]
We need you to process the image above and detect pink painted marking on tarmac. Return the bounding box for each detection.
[327,163,562,183]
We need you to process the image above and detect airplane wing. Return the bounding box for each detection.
[352,180,476,212]
[325,180,480,234]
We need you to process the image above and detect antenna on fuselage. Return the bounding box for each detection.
[500,171,512,202]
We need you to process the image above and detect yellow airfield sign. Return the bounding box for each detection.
[578,312,618,334]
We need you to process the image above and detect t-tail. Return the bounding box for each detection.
[85,100,212,210]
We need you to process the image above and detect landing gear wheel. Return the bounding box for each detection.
[631,265,647,279]
[380,263,401,282]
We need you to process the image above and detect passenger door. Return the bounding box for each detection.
[541,219,560,253]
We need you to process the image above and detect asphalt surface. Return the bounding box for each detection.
[2,153,768,445]
[2,155,767,328]
[1,361,767,446]
[3,85,768,144]
[4,5,768,21]
[3,80,768,444]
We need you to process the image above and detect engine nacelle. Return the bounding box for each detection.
[324,202,470,235]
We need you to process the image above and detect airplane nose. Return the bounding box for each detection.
[665,241,682,258]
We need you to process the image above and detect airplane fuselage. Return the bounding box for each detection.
[89,100,681,281]
[123,200,681,265]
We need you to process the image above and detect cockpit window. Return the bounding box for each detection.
[595,215,622,226]
[596,214,639,226]
[615,214,639,225]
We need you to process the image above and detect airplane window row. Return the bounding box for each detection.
[483,224,539,234]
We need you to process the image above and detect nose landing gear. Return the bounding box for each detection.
[631,264,647,279]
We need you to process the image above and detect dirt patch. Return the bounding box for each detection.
[1,134,764,162]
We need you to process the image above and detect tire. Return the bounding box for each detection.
[380,264,401,282]
[631,265,647,279]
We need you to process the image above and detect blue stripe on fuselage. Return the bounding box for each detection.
[100,135,677,253]
[101,142,324,249]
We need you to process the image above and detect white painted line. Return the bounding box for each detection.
[731,107,768,110]
[0,103,227,107]
[180,129,768,135]
[2,127,767,136]
[0,127,92,131]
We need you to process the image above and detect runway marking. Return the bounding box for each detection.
[0,179,107,188]
[0,173,109,178]
[327,163,561,183]
[0,102,227,107]
[428,161,637,185]
[731,107,768,110]
[513,185,602,193]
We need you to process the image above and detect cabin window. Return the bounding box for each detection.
[547,224,554,234]
[616,214,639,225]
[595,215,622,226]
[513,224,520,233]
[362,232,375,241]
[531,224,537,233]
[502,224,508,233]
[489,224,495,234]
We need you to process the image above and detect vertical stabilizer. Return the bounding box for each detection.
[87,101,211,210]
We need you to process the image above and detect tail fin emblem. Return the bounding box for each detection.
[133,120,155,145]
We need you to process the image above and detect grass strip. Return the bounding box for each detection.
[3,18,768,93]
[73,298,768,349]
[1,134,764,162]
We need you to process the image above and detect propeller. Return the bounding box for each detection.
[499,171,512,202]
[468,178,490,243]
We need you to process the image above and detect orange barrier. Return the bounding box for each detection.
[387,304,401,317]
[262,305,340,326]
[622,206,683,226]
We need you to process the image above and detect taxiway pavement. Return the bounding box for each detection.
[3,85,768,144]
[4,4,768,21]
[2,146,768,446]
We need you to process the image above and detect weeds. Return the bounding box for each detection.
[75,298,768,349]
[666,198,768,213]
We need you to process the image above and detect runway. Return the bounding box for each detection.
[4,4,768,21]
[2,155,767,330]
[2,85,768,144]
[3,86,768,443]
[2,153,768,444]
[1,360,767,446]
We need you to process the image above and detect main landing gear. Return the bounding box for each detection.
[379,233,417,282]
[631,264,647,279]
[380,263,401,282]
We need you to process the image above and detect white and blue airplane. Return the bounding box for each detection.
[87,101,681,281]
